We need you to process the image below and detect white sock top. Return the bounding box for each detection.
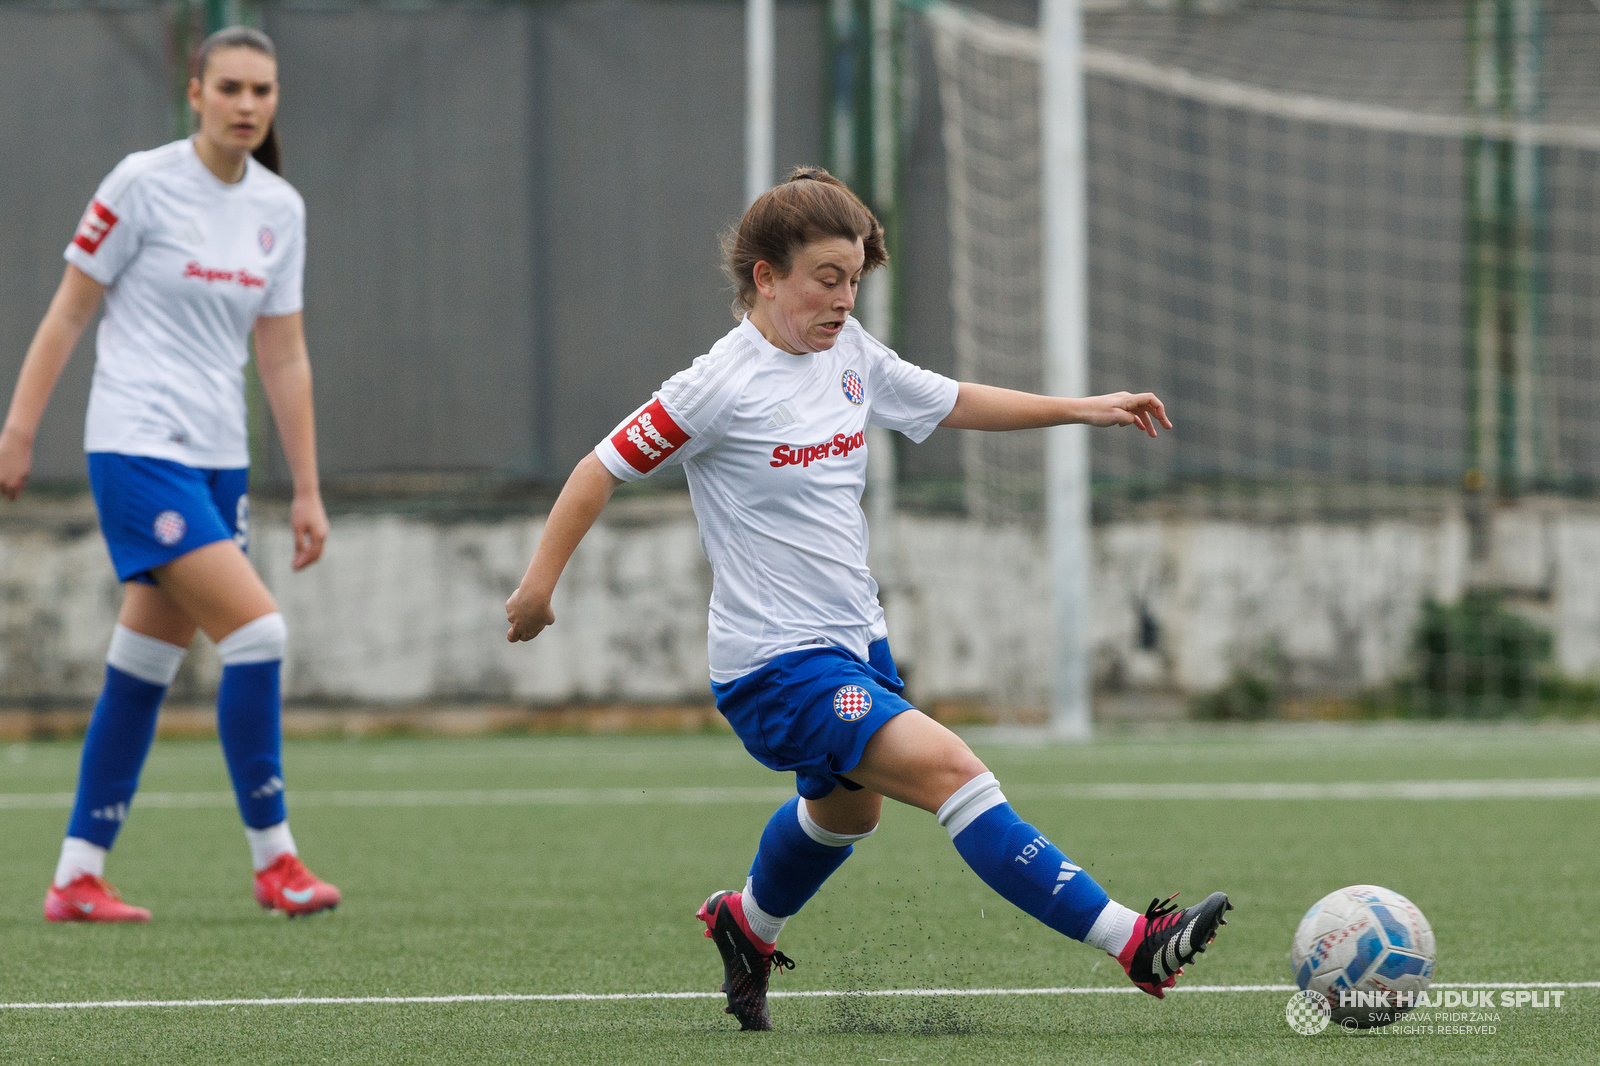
[1084,900,1142,956]
[54,837,107,888]
[217,613,287,666]
[244,821,297,871]
[740,877,786,947]
[107,625,186,686]
[797,798,877,848]
[935,771,1008,839]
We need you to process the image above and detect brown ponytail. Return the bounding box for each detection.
[252,125,281,175]
[194,26,281,175]
[723,166,887,316]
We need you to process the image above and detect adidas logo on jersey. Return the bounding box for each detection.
[765,402,797,430]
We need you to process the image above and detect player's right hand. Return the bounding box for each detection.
[506,584,556,643]
[0,427,34,501]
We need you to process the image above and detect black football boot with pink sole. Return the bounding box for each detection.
[696,889,795,1030]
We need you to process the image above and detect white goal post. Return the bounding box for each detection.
[1039,0,1093,739]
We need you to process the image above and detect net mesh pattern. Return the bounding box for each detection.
[926,0,1600,521]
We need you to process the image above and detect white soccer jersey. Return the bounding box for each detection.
[64,138,306,469]
[595,316,959,683]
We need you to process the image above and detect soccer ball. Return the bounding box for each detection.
[1290,885,1436,1028]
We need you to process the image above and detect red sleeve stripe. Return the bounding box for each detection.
[72,200,119,255]
[609,399,691,474]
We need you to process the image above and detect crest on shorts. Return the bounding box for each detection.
[833,685,872,721]
[258,225,275,254]
[841,369,865,406]
[153,510,187,547]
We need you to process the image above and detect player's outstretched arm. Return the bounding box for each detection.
[506,452,623,643]
[0,265,105,500]
[939,382,1172,438]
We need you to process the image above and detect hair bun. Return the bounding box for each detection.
[722,166,888,318]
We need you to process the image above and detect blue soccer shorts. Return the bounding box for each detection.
[712,639,917,800]
[87,452,249,584]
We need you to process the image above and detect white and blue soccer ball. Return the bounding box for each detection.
[1290,885,1436,1028]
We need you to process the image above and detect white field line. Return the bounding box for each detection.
[4,778,1600,812]
[4,982,1595,1012]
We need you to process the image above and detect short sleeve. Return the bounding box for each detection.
[63,157,145,286]
[863,335,959,443]
[259,197,305,317]
[594,339,759,482]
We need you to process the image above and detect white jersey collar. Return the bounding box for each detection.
[185,136,254,193]
[737,313,826,361]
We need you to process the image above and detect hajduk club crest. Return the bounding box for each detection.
[153,510,187,546]
[841,369,864,405]
[834,685,872,721]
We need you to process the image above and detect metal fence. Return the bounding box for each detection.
[0,0,838,488]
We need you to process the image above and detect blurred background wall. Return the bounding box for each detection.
[5,0,1600,719]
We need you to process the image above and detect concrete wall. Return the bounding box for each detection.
[2,496,1595,708]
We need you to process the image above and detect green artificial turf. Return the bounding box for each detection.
[1,725,1595,1064]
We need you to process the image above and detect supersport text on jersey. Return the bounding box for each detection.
[594,316,958,683]
[65,138,305,469]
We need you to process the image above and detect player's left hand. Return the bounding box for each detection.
[289,492,329,570]
[506,584,556,643]
[1077,392,1172,437]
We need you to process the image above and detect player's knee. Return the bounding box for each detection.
[928,738,989,797]
[217,612,287,666]
[948,743,989,786]
[800,797,879,842]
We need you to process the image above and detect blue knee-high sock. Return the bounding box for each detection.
[217,661,286,830]
[65,665,168,848]
[940,775,1110,941]
[747,797,857,917]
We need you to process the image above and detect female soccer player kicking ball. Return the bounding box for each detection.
[1,28,339,921]
[506,169,1229,1028]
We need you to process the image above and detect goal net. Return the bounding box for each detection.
[920,0,1600,719]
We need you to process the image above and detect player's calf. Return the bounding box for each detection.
[936,771,1233,995]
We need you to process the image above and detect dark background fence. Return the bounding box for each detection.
[1,0,967,491]
[7,0,1600,512]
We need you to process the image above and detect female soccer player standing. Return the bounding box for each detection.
[506,170,1229,1028]
[1,27,339,921]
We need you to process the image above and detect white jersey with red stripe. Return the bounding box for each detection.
[595,315,959,683]
[64,138,306,469]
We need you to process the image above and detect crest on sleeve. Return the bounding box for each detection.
[610,399,691,474]
[841,369,865,406]
[73,200,119,255]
